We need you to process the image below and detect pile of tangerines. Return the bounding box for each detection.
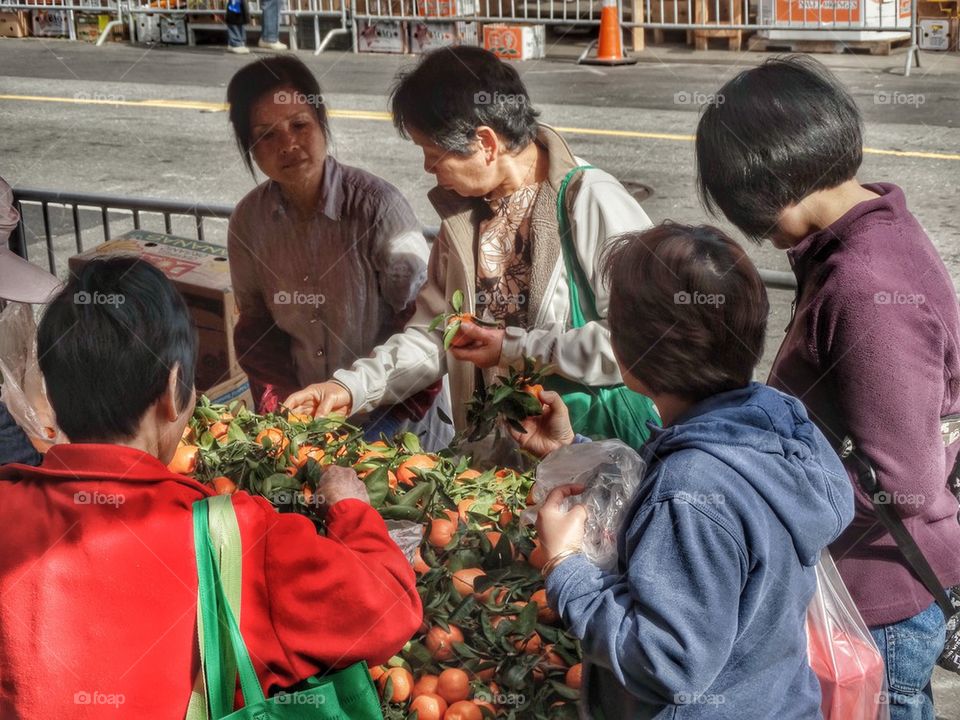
[171,395,583,719]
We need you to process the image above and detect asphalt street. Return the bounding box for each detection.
[1,36,959,715]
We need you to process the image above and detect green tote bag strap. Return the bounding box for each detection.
[189,498,384,720]
[186,495,243,720]
[556,165,598,329]
[192,498,268,718]
[548,165,661,448]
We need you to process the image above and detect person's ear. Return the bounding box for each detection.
[475,126,500,164]
[160,363,184,422]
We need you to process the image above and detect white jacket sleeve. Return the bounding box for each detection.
[500,172,652,386]
[332,230,449,413]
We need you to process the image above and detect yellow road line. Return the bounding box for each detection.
[2,93,959,161]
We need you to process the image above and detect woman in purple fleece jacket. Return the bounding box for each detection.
[696,56,960,719]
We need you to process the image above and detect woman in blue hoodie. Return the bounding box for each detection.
[513,222,856,719]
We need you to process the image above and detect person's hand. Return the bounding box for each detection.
[317,465,369,508]
[536,484,587,560]
[449,321,505,369]
[283,381,352,418]
[509,390,575,458]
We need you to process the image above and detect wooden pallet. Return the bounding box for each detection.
[747,34,912,55]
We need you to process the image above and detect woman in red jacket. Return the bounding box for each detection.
[0,256,422,718]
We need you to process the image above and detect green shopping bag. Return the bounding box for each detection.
[187,497,383,720]
[544,165,661,449]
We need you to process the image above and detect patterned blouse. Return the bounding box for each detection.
[475,183,543,328]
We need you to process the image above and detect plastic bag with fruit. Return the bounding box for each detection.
[521,439,644,571]
[0,301,66,452]
[807,549,890,720]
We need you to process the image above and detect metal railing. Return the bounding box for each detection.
[10,187,233,276]
[122,0,351,52]
[0,0,126,44]
[9,186,798,291]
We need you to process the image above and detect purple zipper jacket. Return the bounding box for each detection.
[769,182,960,627]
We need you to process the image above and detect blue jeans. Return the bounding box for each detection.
[361,405,405,443]
[870,600,947,720]
[226,0,279,45]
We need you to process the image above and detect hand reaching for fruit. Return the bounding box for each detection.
[508,390,576,458]
[449,321,505,369]
[428,290,500,352]
[317,464,369,507]
[283,381,352,419]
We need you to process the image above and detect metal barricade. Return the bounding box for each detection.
[9,186,798,292]
[0,0,125,44]
[123,0,349,52]
[10,187,233,276]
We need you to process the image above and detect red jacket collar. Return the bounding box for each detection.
[0,443,211,493]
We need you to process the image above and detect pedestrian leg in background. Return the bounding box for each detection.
[870,599,947,720]
[257,0,287,50]
[226,22,249,53]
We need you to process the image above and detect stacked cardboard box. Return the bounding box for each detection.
[69,230,245,396]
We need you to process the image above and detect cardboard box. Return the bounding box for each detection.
[205,373,254,410]
[160,14,186,43]
[75,13,112,42]
[482,23,545,59]
[417,0,476,17]
[0,11,29,37]
[68,230,241,393]
[31,9,69,37]
[409,20,477,52]
[357,19,408,52]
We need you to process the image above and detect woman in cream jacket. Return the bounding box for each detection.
[285,47,652,435]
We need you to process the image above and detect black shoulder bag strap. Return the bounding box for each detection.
[839,435,955,620]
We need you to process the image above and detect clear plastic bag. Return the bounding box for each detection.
[385,519,425,565]
[521,439,644,570]
[807,549,890,720]
[0,302,65,451]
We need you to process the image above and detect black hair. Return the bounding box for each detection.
[602,222,768,402]
[390,46,540,156]
[227,55,331,177]
[695,55,863,242]
[38,257,198,443]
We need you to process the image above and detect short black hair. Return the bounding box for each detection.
[602,222,768,402]
[38,257,197,443]
[390,46,540,155]
[695,55,863,242]
[227,56,331,177]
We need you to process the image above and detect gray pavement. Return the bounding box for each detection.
[1,37,959,715]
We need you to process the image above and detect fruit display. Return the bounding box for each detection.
[175,395,583,719]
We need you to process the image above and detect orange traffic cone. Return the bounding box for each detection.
[579,0,638,66]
